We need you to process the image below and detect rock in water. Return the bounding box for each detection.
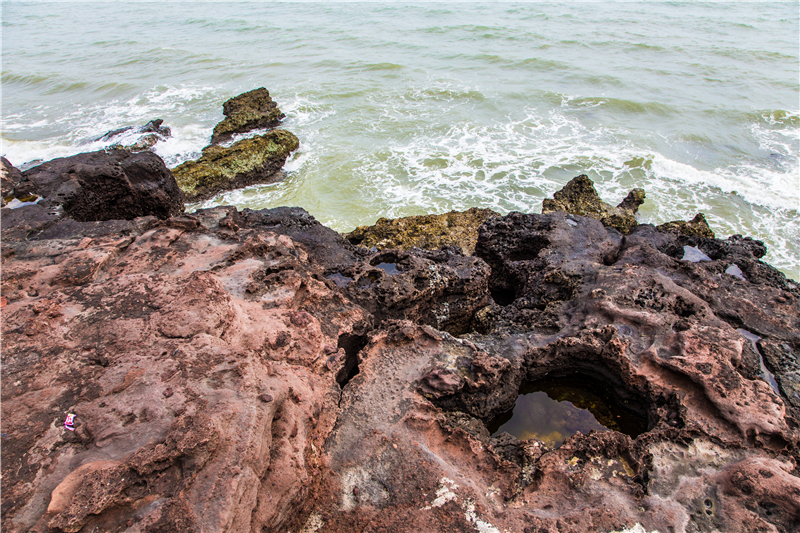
[210,87,285,145]
[344,207,499,255]
[172,130,299,202]
[14,149,184,221]
[542,174,645,234]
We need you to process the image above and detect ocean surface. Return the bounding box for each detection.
[3,2,798,280]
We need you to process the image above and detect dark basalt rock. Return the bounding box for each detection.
[172,130,299,203]
[541,174,645,234]
[11,149,184,223]
[210,87,285,145]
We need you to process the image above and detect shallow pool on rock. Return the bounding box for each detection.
[488,374,648,447]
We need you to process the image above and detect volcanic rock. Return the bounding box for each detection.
[3,169,800,533]
[10,150,184,223]
[344,207,499,255]
[172,130,299,202]
[210,88,285,145]
[542,174,645,234]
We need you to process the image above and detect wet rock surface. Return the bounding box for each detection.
[2,171,800,533]
[172,130,299,203]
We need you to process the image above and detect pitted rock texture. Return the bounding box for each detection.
[172,130,299,202]
[210,88,285,146]
[3,200,800,531]
[344,207,499,256]
[11,150,184,222]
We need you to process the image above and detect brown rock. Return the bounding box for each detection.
[658,212,715,238]
[344,207,499,255]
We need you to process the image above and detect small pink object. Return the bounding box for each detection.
[64,413,76,431]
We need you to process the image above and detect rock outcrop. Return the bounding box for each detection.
[344,207,499,255]
[2,167,800,533]
[658,212,716,238]
[210,88,285,145]
[172,130,299,202]
[7,150,184,223]
[542,174,645,234]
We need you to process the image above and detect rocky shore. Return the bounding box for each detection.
[2,91,799,533]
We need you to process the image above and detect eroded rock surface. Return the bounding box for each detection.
[172,130,299,203]
[3,172,800,533]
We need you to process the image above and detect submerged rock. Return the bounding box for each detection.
[210,87,285,145]
[344,207,499,255]
[542,174,645,234]
[172,130,299,202]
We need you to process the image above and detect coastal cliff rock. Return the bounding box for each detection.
[8,150,184,222]
[542,174,645,234]
[2,167,800,533]
[172,130,299,202]
[343,207,499,255]
[210,88,285,145]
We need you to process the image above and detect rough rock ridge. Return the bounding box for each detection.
[2,170,800,533]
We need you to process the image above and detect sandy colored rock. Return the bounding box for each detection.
[344,207,499,255]
[172,130,299,202]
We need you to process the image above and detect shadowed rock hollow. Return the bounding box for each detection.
[2,166,799,533]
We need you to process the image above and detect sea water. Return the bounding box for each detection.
[2,2,798,280]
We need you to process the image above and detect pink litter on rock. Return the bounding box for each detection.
[64,413,76,431]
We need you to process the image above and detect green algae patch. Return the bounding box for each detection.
[210,87,285,145]
[172,130,299,202]
[344,207,499,255]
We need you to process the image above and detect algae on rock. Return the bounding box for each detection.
[542,175,645,234]
[658,212,715,238]
[172,130,299,202]
[344,207,499,255]
[211,87,285,145]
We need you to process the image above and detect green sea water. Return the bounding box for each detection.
[2,2,798,279]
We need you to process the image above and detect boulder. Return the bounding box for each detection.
[542,174,645,234]
[344,207,499,255]
[210,88,285,145]
[172,130,299,202]
[12,149,184,222]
